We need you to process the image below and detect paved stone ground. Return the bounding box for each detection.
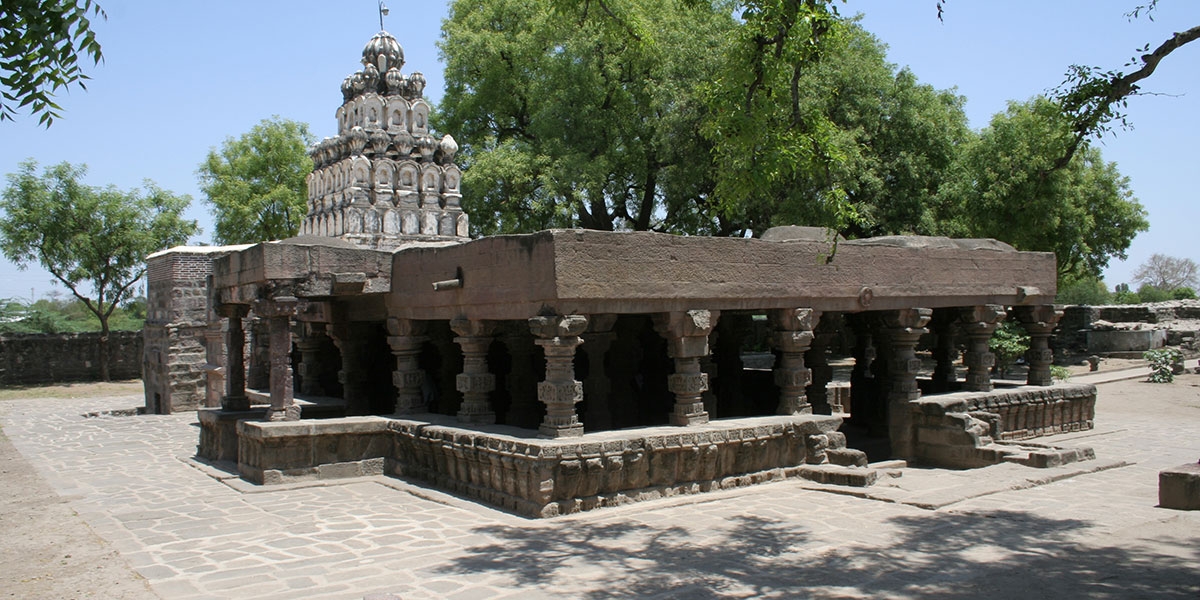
[1,374,1198,599]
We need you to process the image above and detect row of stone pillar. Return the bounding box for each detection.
[215,301,1063,441]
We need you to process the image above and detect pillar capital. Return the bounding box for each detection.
[451,316,498,339]
[1013,304,1064,333]
[958,304,1007,331]
[530,313,589,339]
[253,296,300,319]
[216,302,249,319]
[653,310,718,359]
[881,307,932,334]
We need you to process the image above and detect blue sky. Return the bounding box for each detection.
[2,0,1197,301]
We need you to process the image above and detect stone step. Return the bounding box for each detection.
[797,464,880,487]
[827,447,869,467]
[993,442,1096,468]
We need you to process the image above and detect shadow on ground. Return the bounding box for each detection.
[437,510,1199,598]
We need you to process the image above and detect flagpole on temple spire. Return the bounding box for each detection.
[379,1,389,30]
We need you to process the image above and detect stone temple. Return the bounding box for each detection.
[144,31,1097,517]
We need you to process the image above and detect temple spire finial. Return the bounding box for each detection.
[379,1,389,31]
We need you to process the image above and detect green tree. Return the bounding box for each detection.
[935,97,1149,282]
[1056,274,1113,305]
[439,0,735,235]
[1,0,105,125]
[0,160,197,379]
[198,117,314,244]
[707,20,970,237]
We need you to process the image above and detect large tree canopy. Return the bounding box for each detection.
[935,97,1149,280]
[1,0,105,125]
[198,117,314,245]
[440,0,1149,285]
[439,0,735,235]
[0,160,197,379]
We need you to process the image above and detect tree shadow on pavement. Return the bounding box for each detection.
[438,509,1200,598]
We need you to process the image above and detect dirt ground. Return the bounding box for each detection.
[0,425,157,599]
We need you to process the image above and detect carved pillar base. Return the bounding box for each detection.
[531,314,588,438]
[654,310,718,426]
[960,305,1006,392]
[388,318,430,415]
[451,318,497,424]
[770,308,814,415]
[1016,305,1064,386]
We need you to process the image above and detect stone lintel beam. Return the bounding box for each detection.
[880,307,932,459]
[530,314,589,438]
[958,304,1007,392]
[387,317,430,415]
[1014,304,1064,386]
[216,303,250,411]
[450,317,498,424]
[769,308,815,416]
[653,310,719,426]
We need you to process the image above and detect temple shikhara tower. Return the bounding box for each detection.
[304,31,467,248]
[144,29,1101,519]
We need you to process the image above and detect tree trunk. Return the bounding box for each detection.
[98,316,110,382]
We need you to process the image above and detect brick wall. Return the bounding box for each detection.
[0,330,143,384]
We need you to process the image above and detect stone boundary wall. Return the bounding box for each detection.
[1059,300,1200,352]
[0,330,143,385]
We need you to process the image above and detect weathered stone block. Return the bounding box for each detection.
[1160,462,1200,510]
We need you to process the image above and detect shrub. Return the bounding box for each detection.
[1056,276,1112,305]
[1144,348,1182,383]
[1050,365,1071,381]
[1112,290,1141,305]
[990,321,1030,378]
[1136,283,1171,303]
[1172,287,1196,300]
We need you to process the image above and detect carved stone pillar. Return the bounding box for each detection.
[846,313,875,424]
[254,297,301,421]
[295,323,328,397]
[501,326,541,429]
[929,309,959,393]
[328,321,371,416]
[959,304,1007,392]
[1015,305,1064,386]
[450,318,497,424]
[530,314,588,438]
[388,317,430,415]
[581,314,617,432]
[769,308,814,415]
[247,317,270,391]
[881,308,931,458]
[218,303,250,411]
[653,310,718,426]
[806,311,838,415]
[203,319,225,409]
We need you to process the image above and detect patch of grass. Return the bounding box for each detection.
[0,380,143,401]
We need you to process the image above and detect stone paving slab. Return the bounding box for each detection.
[1,378,1199,599]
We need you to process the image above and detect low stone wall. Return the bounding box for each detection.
[0,330,143,385]
[227,413,846,518]
[911,383,1097,468]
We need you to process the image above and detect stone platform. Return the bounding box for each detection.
[224,413,860,518]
